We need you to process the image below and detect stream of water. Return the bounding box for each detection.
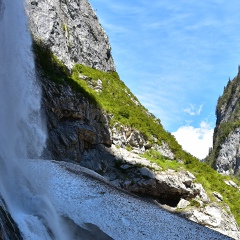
[0,0,70,239]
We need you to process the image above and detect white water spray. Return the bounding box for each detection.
[0,0,70,239]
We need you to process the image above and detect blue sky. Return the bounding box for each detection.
[89,0,240,158]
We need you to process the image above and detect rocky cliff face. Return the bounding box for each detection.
[24,0,240,239]
[26,0,174,166]
[206,69,240,175]
[25,0,115,71]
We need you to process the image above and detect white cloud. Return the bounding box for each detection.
[172,121,213,159]
[184,104,203,116]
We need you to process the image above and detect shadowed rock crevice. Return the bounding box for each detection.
[62,217,113,240]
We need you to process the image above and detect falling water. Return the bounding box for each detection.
[0,0,70,239]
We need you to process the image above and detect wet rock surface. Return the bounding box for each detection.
[0,197,23,240]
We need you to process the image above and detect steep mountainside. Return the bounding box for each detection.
[206,68,240,175]
[24,0,240,239]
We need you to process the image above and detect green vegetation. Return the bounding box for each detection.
[142,150,240,225]
[71,64,195,160]
[62,23,70,40]
[141,150,183,171]
[33,41,240,226]
[185,157,240,225]
[189,199,201,208]
[33,41,98,104]
[33,41,190,161]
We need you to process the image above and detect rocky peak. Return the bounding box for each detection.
[215,74,240,126]
[25,0,115,71]
[206,69,240,175]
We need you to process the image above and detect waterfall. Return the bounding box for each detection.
[0,0,69,239]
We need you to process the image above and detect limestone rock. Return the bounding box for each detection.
[186,203,240,240]
[206,73,240,175]
[107,146,209,204]
[215,128,240,174]
[41,78,112,164]
[194,183,210,204]
[213,191,223,201]
[152,170,208,201]
[177,198,190,209]
[127,131,146,149]
[25,0,115,72]
[138,167,155,179]
[224,180,240,190]
[152,142,175,160]
[111,123,175,159]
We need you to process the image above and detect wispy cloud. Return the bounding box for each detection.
[184,104,203,116]
[172,121,213,159]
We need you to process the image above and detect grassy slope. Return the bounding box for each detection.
[34,42,240,226]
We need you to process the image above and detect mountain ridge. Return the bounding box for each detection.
[206,67,240,175]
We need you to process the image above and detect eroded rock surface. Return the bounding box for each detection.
[41,77,112,164]
[185,203,240,240]
[25,0,115,71]
[215,128,240,174]
[207,72,240,175]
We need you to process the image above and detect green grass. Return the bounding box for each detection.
[142,149,240,225]
[141,150,183,171]
[71,63,190,160]
[185,157,240,225]
[33,41,98,104]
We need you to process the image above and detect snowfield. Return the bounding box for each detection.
[20,159,232,240]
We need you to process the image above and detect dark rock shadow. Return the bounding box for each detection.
[62,216,113,240]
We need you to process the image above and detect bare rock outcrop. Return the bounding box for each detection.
[111,123,175,159]
[105,146,209,204]
[25,0,115,72]
[41,77,112,164]
[207,71,240,175]
[185,203,240,240]
[215,127,240,175]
